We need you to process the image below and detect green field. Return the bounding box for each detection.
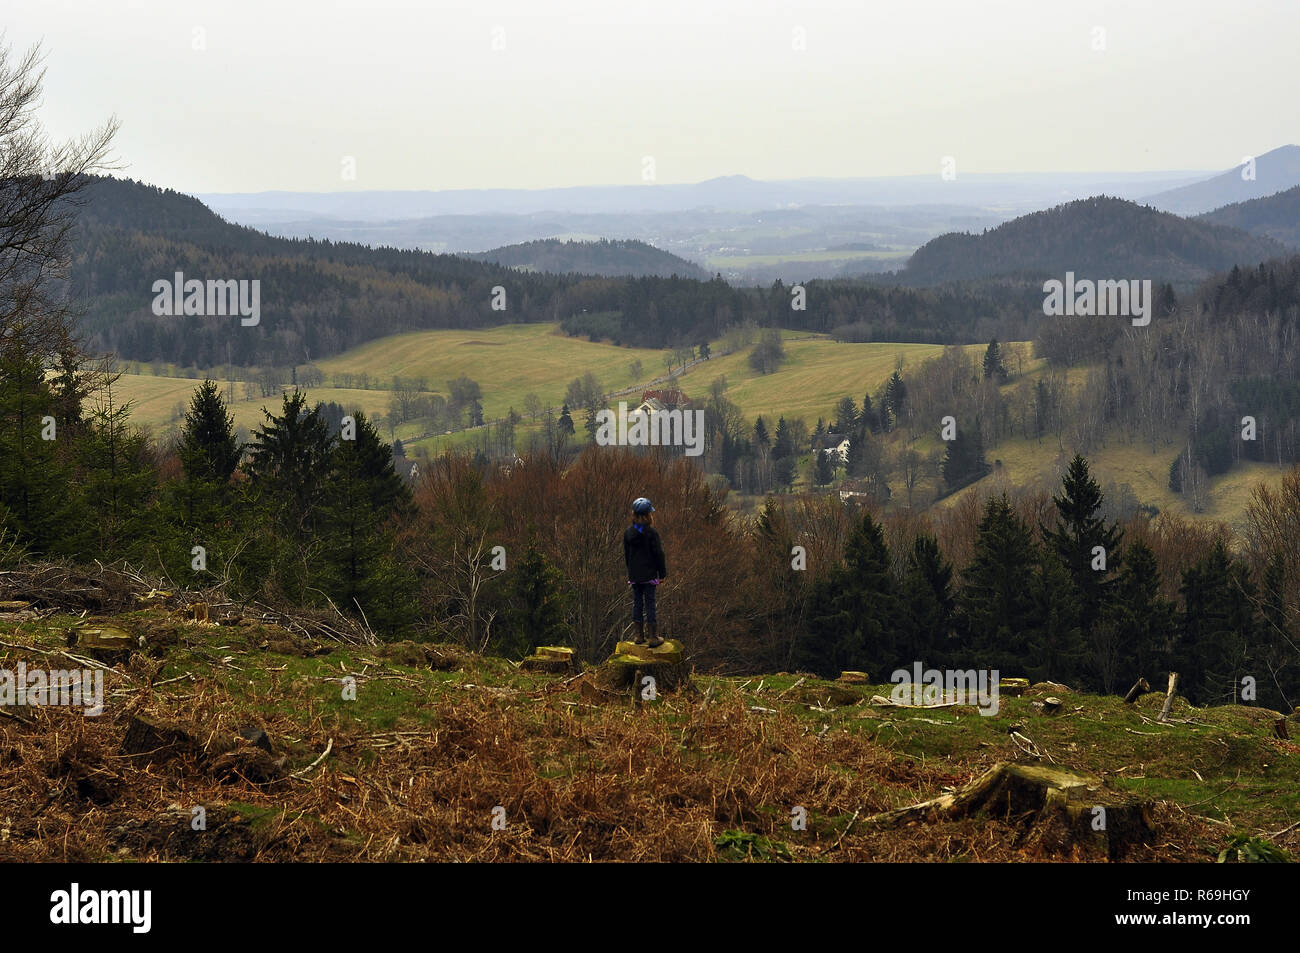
[114,324,953,444]
[110,322,1291,526]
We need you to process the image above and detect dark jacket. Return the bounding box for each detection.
[623,524,667,583]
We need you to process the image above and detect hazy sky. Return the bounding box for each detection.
[8,0,1298,193]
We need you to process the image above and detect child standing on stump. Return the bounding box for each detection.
[624,497,667,647]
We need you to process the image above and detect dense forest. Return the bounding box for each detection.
[78,179,1287,369]
[464,238,710,279]
[1201,184,1300,248]
[902,196,1284,285]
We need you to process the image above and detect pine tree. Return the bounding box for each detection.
[801,511,898,676]
[860,393,880,434]
[941,421,988,490]
[1042,455,1122,635]
[958,494,1038,671]
[982,338,1009,382]
[753,416,770,451]
[77,369,156,558]
[833,396,858,434]
[882,371,906,431]
[1103,539,1175,683]
[898,534,955,667]
[0,336,81,554]
[178,380,239,488]
[1177,542,1258,705]
[318,411,415,635]
[773,417,794,459]
[558,403,575,436]
[813,448,835,487]
[498,537,568,658]
[247,389,334,538]
[1025,549,1085,684]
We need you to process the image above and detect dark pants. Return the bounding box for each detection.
[631,582,657,623]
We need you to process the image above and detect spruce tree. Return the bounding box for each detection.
[318,411,414,635]
[1025,549,1085,684]
[1103,538,1175,683]
[833,397,858,434]
[1042,455,1122,635]
[499,537,568,658]
[1177,542,1258,705]
[76,368,156,558]
[898,534,954,667]
[0,337,80,553]
[180,380,240,483]
[941,421,988,490]
[247,389,334,538]
[958,494,1038,671]
[813,448,835,487]
[801,511,898,676]
[982,338,1009,382]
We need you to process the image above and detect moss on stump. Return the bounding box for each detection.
[866,761,1157,860]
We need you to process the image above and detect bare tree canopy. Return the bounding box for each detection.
[0,35,118,362]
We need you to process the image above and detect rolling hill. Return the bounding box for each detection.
[1143,144,1300,216]
[1199,184,1300,248]
[901,196,1284,286]
[464,238,709,279]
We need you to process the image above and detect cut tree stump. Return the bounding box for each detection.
[865,761,1157,860]
[999,678,1029,697]
[521,646,576,674]
[837,671,870,684]
[68,624,139,664]
[1274,718,1290,740]
[593,639,687,693]
[1123,678,1150,704]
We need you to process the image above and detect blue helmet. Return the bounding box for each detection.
[632,497,655,515]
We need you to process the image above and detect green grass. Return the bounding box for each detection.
[108,322,1292,527]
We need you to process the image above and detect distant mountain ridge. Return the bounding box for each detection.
[901,196,1285,286]
[1143,145,1300,216]
[463,238,708,279]
[1199,185,1300,248]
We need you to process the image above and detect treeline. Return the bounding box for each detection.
[1030,257,1300,508]
[69,178,1056,368]
[4,337,1296,711]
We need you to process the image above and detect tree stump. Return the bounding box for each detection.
[521,646,577,674]
[68,624,139,664]
[592,640,687,693]
[866,761,1157,859]
[1123,677,1150,704]
[999,677,1029,697]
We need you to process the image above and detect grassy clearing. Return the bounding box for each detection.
[1,605,1294,862]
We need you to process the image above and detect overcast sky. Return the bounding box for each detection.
[8,0,1298,193]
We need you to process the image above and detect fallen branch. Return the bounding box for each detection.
[871,694,958,710]
[289,737,334,780]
